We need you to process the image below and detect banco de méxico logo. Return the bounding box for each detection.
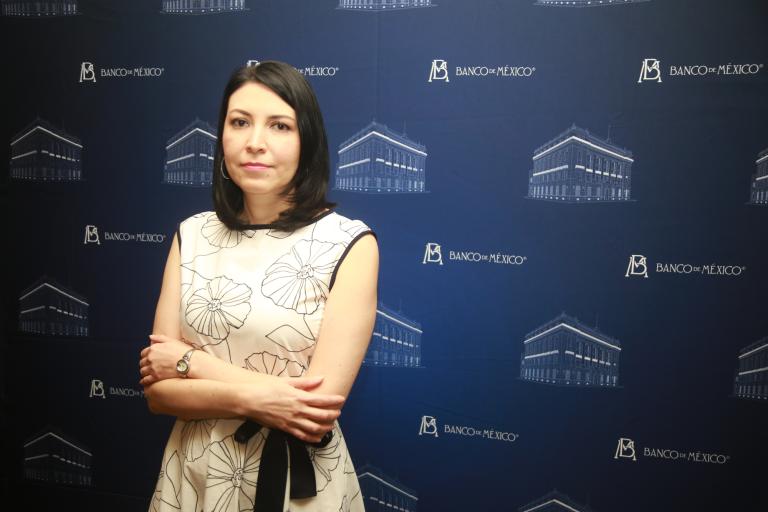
[428,59,535,82]
[638,58,763,83]
[625,254,745,278]
[84,225,167,245]
[423,242,527,267]
[418,415,519,443]
[79,61,164,83]
[89,379,144,399]
[614,437,730,465]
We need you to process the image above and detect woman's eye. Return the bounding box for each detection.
[273,122,290,131]
[231,118,248,128]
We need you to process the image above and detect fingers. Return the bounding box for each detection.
[149,334,171,344]
[287,376,324,390]
[288,418,336,444]
[301,391,345,409]
[297,403,340,424]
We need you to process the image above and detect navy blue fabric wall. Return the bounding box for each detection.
[3,1,768,510]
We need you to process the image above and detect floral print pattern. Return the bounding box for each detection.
[340,218,369,239]
[206,433,264,512]
[265,324,316,353]
[309,426,342,492]
[244,351,306,377]
[181,419,217,462]
[151,451,184,511]
[202,215,243,248]
[186,276,252,340]
[261,239,342,314]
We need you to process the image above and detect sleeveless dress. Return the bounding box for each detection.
[150,210,372,512]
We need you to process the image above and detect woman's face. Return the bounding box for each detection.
[222,81,301,200]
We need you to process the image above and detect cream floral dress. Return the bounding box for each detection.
[150,210,371,512]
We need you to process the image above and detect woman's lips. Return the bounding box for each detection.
[242,162,270,171]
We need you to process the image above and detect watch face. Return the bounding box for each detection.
[176,360,189,374]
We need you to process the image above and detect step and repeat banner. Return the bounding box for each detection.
[3,0,768,510]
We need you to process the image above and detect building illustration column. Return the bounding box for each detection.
[365,303,423,367]
[163,119,217,187]
[338,0,434,11]
[10,118,83,181]
[749,147,768,205]
[734,337,768,400]
[24,428,93,487]
[528,124,634,203]
[336,121,427,193]
[1,0,79,16]
[19,277,89,337]
[357,464,418,511]
[520,312,621,387]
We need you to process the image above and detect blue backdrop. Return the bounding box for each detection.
[3,1,768,511]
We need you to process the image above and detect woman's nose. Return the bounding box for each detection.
[246,127,266,152]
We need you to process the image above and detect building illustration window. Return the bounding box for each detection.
[520,313,621,387]
[24,428,93,487]
[365,303,422,368]
[357,464,418,512]
[518,490,596,512]
[749,147,768,205]
[338,0,434,10]
[161,0,246,15]
[1,0,78,16]
[528,124,634,203]
[10,118,83,182]
[163,119,216,187]
[335,121,427,194]
[733,337,768,401]
[534,0,649,7]
[19,277,89,337]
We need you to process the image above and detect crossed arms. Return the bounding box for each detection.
[139,232,378,443]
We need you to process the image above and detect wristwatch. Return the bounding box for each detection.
[176,348,197,378]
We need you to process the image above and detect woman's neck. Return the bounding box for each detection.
[241,193,291,225]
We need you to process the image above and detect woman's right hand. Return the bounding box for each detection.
[241,375,344,443]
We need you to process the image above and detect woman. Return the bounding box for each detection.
[139,61,377,512]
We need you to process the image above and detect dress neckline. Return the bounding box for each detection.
[241,209,335,230]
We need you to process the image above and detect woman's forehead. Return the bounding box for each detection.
[228,82,295,117]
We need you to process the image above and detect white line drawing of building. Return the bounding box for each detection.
[518,490,596,512]
[19,276,89,337]
[1,0,78,16]
[24,427,93,487]
[749,147,768,205]
[734,337,768,401]
[520,312,621,387]
[534,0,649,7]
[338,0,435,11]
[335,120,427,194]
[161,0,246,15]
[10,118,83,182]
[163,119,216,187]
[528,124,634,203]
[357,464,418,512]
[364,303,422,368]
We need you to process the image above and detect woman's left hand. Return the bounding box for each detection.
[139,334,193,387]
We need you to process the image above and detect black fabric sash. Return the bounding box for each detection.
[234,420,332,512]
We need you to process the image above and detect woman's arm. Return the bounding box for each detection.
[144,377,342,442]
[303,234,379,398]
[142,233,344,442]
[141,234,318,387]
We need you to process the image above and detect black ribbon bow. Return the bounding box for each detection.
[234,420,333,512]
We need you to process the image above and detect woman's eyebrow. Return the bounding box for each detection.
[227,109,295,121]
